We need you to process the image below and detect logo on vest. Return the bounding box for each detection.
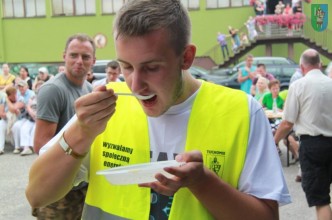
[206,150,225,177]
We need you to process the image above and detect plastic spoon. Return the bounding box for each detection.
[115,92,155,100]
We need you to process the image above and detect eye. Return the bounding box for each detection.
[145,66,159,72]
[120,65,133,74]
[70,54,78,58]
[122,65,130,69]
[121,65,132,71]
[82,55,91,61]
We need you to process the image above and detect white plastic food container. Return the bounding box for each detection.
[96,160,186,185]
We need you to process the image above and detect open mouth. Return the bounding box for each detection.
[141,95,157,103]
[134,93,156,100]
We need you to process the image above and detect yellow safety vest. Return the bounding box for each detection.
[84,81,249,220]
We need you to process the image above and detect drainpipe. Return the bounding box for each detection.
[0,6,5,62]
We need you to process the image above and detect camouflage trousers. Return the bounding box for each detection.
[32,184,88,220]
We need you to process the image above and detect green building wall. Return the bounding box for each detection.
[0,0,331,66]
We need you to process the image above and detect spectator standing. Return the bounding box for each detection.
[292,1,303,31]
[32,33,94,219]
[0,86,25,155]
[216,32,229,61]
[254,63,275,81]
[26,1,291,219]
[251,63,275,95]
[274,49,332,220]
[245,16,258,40]
[92,60,121,87]
[237,54,257,94]
[275,1,285,14]
[292,1,302,13]
[228,26,241,51]
[11,80,35,154]
[283,3,293,36]
[253,1,265,32]
[240,32,249,47]
[254,0,265,16]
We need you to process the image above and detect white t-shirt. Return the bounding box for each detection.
[41,89,291,206]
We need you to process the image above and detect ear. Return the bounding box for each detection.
[300,64,305,75]
[181,44,196,70]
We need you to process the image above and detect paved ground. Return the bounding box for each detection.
[0,143,35,220]
[0,142,331,219]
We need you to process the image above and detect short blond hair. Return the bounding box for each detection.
[257,76,269,85]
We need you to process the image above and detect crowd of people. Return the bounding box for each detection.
[237,50,332,219]
[217,25,251,61]
[217,0,306,63]
[237,54,296,154]
[253,0,306,36]
[0,64,54,156]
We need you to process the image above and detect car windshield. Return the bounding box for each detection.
[191,66,208,75]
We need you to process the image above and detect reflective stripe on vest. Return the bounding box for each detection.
[84,81,249,219]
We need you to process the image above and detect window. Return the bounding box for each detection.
[52,0,96,16]
[180,0,199,10]
[206,0,229,8]
[206,0,250,9]
[101,0,198,14]
[3,0,46,18]
[101,0,130,14]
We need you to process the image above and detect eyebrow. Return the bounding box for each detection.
[117,59,165,66]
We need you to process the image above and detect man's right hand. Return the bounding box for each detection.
[74,85,118,140]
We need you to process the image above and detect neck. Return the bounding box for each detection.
[65,72,85,87]
[175,71,201,105]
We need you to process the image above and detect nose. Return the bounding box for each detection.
[130,69,146,94]
[76,55,84,64]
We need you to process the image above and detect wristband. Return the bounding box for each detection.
[59,132,87,159]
